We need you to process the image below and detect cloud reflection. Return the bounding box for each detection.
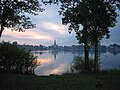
[35,63,67,76]
[37,58,53,64]
[46,64,67,75]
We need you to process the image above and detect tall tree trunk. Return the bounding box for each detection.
[0,0,7,38]
[0,23,4,38]
[84,42,90,71]
[84,26,90,71]
[94,39,98,72]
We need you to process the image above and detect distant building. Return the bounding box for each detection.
[51,40,58,49]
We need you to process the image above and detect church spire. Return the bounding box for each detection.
[52,40,58,49]
[54,40,56,45]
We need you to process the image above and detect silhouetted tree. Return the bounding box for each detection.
[59,0,93,71]
[57,0,119,72]
[0,41,38,74]
[87,0,119,71]
[0,0,44,37]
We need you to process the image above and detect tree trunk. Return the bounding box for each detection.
[84,26,90,72]
[84,42,90,71]
[0,24,4,38]
[94,39,98,72]
[0,0,7,38]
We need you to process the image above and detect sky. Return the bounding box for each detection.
[0,4,120,46]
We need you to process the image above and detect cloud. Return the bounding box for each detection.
[1,28,54,45]
[38,21,68,35]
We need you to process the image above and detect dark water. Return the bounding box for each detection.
[32,50,120,76]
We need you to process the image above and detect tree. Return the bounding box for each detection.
[0,0,44,37]
[58,0,119,72]
[0,41,39,74]
[87,0,119,71]
[59,0,94,71]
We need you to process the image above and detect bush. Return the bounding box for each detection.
[0,41,38,75]
[70,56,100,73]
[70,56,84,73]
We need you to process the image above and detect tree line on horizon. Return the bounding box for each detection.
[0,0,120,73]
[4,41,120,53]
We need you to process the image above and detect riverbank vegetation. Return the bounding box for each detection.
[70,56,101,73]
[0,41,39,75]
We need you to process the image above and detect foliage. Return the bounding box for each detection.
[0,0,44,37]
[70,56,84,73]
[58,0,92,71]
[87,0,119,72]
[0,41,38,75]
[71,56,101,73]
[58,0,120,72]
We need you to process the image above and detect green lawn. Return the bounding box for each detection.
[0,72,120,90]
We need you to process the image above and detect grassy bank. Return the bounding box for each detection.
[0,72,120,90]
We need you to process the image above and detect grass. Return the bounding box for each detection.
[0,71,120,90]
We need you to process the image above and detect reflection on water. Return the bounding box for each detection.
[32,50,120,76]
[37,58,53,64]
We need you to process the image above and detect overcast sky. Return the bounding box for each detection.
[0,4,120,46]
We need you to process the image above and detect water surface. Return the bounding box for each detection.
[33,50,120,76]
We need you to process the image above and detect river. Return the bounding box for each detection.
[32,50,120,76]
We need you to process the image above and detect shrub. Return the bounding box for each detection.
[70,56,100,73]
[0,41,38,75]
[70,56,84,73]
